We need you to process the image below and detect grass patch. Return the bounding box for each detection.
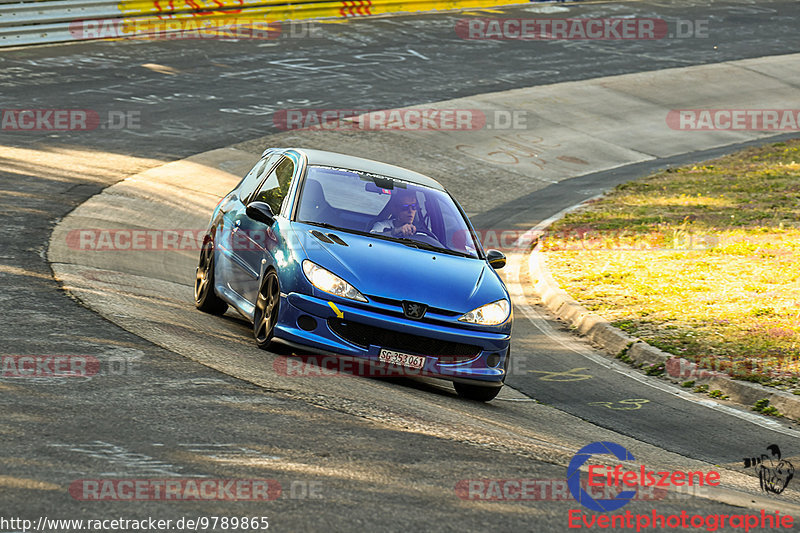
[644,363,666,376]
[616,351,633,364]
[753,398,782,417]
[543,140,800,387]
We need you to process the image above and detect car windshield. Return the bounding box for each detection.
[296,165,480,258]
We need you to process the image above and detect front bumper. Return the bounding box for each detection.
[273,292,511,384]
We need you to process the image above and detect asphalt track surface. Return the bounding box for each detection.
[2,0,800,530]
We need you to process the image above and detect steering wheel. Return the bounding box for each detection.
[410,229,444,247]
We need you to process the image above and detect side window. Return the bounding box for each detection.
[252,157,295,215]
[239,154,280,203]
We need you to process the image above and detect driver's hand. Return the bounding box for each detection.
[392,224,416,237]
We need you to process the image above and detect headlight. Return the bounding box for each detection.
[302,260,367,302]
[458,299,510,326]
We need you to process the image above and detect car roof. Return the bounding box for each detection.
[281,148,446,191]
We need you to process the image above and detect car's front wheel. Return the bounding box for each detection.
[254,270,280,349]
[454,382,502,402]
[195,238,228,315]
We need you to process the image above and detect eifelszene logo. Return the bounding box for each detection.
[743,445,795,494]
[567,441,721,512]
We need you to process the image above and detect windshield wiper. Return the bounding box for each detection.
[305,221,341,231]
[396,238,474,258]
[305,221,380,239]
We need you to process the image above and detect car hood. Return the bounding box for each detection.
[297,226,507,314]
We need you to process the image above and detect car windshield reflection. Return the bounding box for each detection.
[296,165,480,259]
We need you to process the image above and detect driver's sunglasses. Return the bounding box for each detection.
[400,203,418,211]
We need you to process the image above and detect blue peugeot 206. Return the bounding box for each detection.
[195,148,512,401]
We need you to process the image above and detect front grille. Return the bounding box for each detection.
[328,318,480,362]
[366,295,461,317]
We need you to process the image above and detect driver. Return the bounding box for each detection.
[370,190,419,237]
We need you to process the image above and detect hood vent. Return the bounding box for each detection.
[309,230,334,244]
[327,233,348,246]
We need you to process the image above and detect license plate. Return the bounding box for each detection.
[378,349,425,369]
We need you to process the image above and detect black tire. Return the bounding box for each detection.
[195,238,228,315]
[454,382,502,402]
[254,270,280,350]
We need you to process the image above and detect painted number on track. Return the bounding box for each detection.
[588,399,650,410]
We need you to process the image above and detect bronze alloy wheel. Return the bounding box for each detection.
[254,270,280,349]
[195,239,228,315]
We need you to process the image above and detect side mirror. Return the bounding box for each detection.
[486,249,506,270]
[246,201,276,226]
